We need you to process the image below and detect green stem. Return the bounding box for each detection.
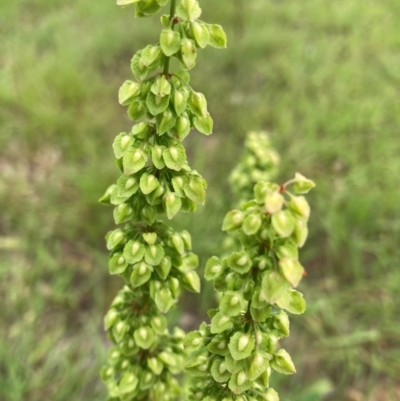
[163,0,177,75]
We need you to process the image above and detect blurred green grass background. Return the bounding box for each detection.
[1,0,400,400]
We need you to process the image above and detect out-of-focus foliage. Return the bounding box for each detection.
[1,0,400,400]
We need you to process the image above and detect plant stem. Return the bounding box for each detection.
[163,0,177,75]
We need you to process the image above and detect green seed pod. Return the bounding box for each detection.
[191,21,210,49]
[279,257,304,287]
[188,91,208,118]
[271,349,296,375]
[271,210,296,238]
[288,195,311,218]
[292,173,316,194]
[219,291,245,317]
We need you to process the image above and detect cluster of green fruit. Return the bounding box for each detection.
[99,0,227,400]
[104,222,200,311]
[101,286,186,401]
[229,132,280,203]
[184,174,315,401]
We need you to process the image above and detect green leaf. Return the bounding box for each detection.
[279,257,304,287]
[139,172,159,195]
[204,256,224,281]
[191,21,210,48]
[118,372,138,395]
[163,191,182,219]
[160,29,181,56]
[113,203,134,224]
[119,80,141,105]
[176,0,202,21]
[123,148,148,175]
[261,270,289,304]
[227,251,252,274]
[144,244,165,265]
[130,261,152,287]
[146,91,170,116]
[271,210,295,238]
[163,145,187,171]
[123,240,145,264]
[106,229,125,250]
[183,175,206,205]
[220,291,245,317]
[271,349,296,375]
[116,175,139,198]
[156,109,177,135]
[194,114,213,135]
[134,326,155,349]
[151,76,171,97]
[127,101,146,121]
[276,289,306,314]
[188,91,208,118]
[207,24,227,49]
[113,133,134,159]
[152,145,166,169]
[210,312,233,334]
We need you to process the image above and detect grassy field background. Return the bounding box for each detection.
[1,0,400,400]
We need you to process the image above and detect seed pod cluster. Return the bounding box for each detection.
[229,132,280,204]
[185,174,315,401]
[100,1,226,400]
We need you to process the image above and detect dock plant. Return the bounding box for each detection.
[98,1,315,401]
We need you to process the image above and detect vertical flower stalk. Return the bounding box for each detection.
[229,132,280,204]
[185,173,315,401]
[99,0,227,400]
